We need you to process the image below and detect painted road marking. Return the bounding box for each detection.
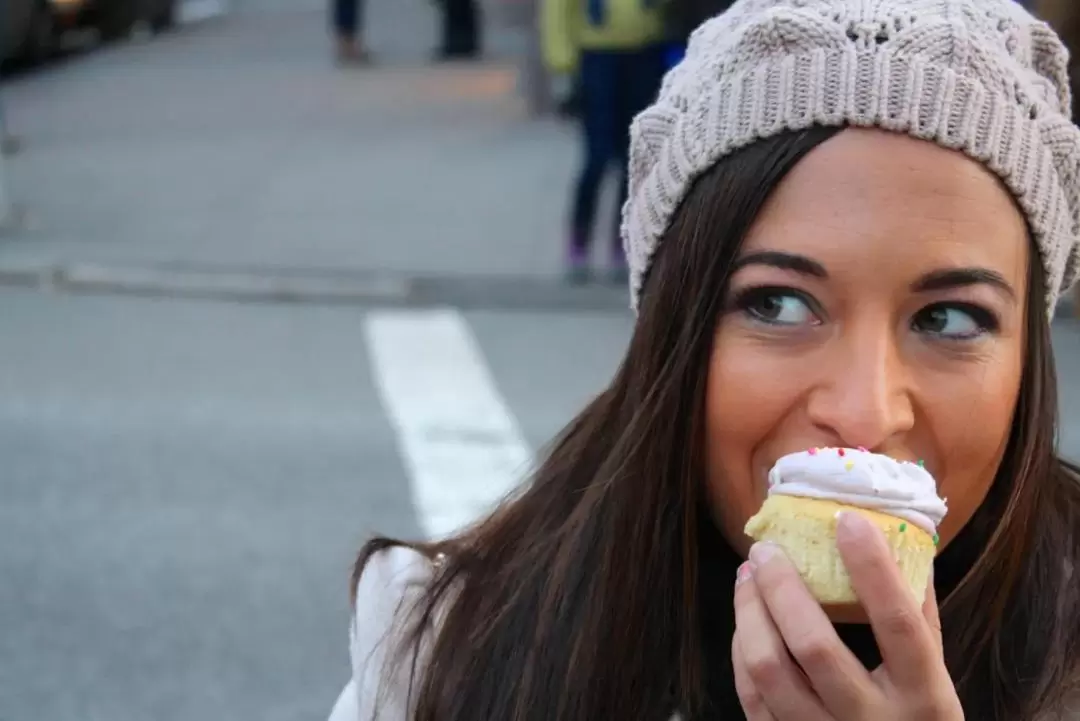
[364,308,532,539]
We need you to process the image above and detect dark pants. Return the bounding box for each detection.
[332,0,363,37]
[571,47,665,258]
[439,0,480,56]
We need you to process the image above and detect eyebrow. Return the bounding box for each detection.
[911,268,1016,301]
[732,250,1016,300]
[731,251,827,277]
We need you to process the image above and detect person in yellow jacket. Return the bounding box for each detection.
[542,0,669,282]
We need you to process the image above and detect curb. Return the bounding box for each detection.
[0,261,410,304]
[0,261,632,313]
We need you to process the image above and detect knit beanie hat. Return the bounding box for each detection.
[622,0,1080,316]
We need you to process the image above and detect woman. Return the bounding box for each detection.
[331,0,1080,719]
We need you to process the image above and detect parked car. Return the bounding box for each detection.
[2,0,177,64]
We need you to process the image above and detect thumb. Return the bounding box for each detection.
[922,565,944,656]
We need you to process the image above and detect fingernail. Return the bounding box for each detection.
[749,541,779,567]
[835,510,872,540]
[736,562,753,587]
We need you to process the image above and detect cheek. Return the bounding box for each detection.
[702,338,803,557]
[928,358,1023,548]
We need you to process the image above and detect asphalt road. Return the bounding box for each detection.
[0,289,632,720]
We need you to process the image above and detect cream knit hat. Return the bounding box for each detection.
[623,0,1080,316]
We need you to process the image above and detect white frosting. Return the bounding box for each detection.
[767,448,948,534]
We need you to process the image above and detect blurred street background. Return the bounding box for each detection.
[1,0,1079,719]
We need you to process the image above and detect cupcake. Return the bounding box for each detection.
[743,447,948,604]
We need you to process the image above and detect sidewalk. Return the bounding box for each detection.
[0,0,629,310]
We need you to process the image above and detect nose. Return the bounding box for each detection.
[805,324,915,452]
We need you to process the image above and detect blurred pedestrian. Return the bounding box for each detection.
[542,0,668,283]
[331,0,371,64]
[434,0,481,60]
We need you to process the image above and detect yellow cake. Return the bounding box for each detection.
[743,448,946,604]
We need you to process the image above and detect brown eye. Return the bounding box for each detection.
[912,304,997,340]
[736,287,818,326]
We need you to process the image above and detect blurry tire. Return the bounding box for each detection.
[18,1,56,64]
[98,0,138,41]
[149,0,175,33]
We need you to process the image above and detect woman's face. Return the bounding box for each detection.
[705,128,1029,564]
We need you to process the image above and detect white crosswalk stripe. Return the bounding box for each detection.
[364,307,534,540]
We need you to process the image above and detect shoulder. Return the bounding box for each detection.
[354,545,437,635]
[350,546,440,721]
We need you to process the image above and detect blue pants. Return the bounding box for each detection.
[438,0,479,56]
[332,0,363,37]
[570,47,666,256]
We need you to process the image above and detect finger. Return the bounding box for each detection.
[734,558,835,721]
[922,565,944,656]
[748,542,876,716]
[835,511,942,690]
[732,626,777,721]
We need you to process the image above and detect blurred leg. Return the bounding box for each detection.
[439,0,480,58]
[609,47,666,275]
[569,51,618,279]
[332,0,369,62]
[332,0,356,39]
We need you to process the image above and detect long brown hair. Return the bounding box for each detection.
[354,126,1080,720]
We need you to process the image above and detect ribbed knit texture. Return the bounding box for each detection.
[623,0,1080,316]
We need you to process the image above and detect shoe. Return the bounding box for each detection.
[336,38,372,66]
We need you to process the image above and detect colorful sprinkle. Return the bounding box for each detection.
[932,533,940,546]
[917,460,925,467]
[837,448,846,457]
[808,447,818,455]
[857,445,867,452]
[899,522,907,532]
[844,461,854,471]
